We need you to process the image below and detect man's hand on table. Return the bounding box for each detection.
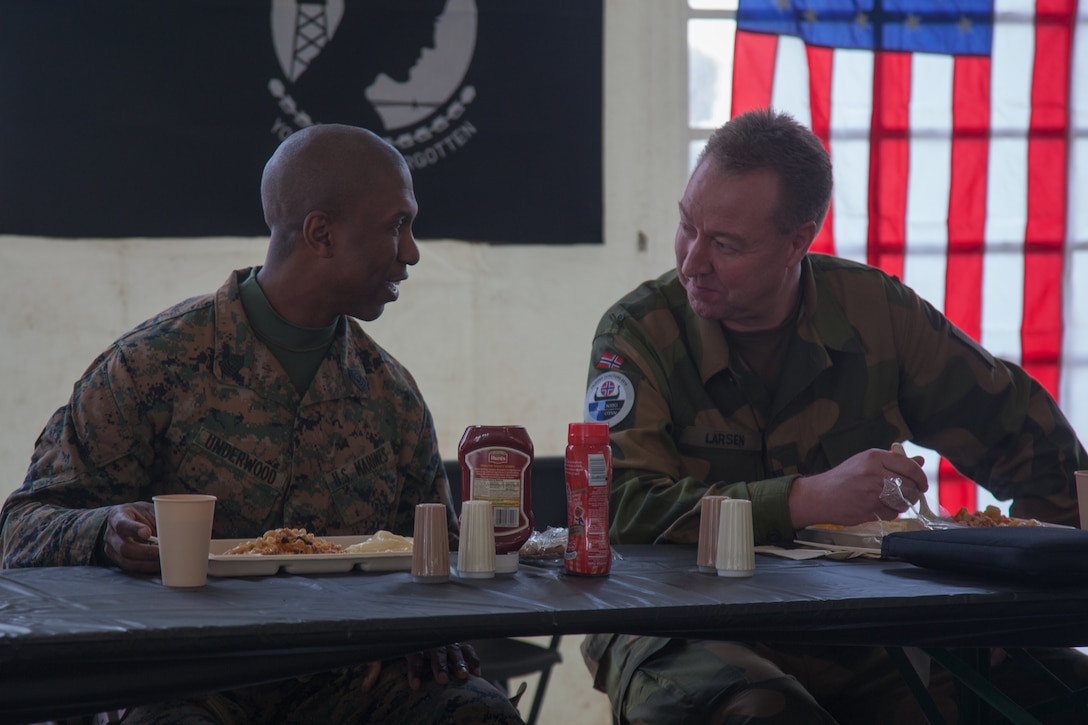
[363,643,482,691]
[102,502,160,573]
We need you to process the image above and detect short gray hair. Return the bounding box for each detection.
[698,108,833,233]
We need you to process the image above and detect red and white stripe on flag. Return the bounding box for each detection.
[729,0,1088,515]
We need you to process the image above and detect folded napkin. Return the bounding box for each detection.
[755,546,837,560]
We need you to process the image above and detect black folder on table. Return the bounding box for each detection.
[882,526,1088,584]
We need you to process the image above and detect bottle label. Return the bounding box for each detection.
[464,447,531,538]
[587,453,608,486]
[564,445,612,576]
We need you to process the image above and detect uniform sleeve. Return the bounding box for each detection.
[1,350,154,567]
[586,310,796,547]
[390,373,458,546]
[889,279,1087,525]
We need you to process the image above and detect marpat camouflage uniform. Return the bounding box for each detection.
[0,269,523,725]
[1,268,456,563]
[580,254,1088,724]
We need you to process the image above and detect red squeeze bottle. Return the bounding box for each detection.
[458,426,534,574]
[564,422,612,576]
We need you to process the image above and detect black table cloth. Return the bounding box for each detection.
[3,545,1087,723]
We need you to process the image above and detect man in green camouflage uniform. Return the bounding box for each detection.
[581,109,1088,724]
[0,124,524,725]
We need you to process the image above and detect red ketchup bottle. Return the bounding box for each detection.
[458,426,534,574]
[564,422,612,576]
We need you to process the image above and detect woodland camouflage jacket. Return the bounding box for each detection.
[583,254,1085,548]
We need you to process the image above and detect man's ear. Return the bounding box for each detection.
[302,210,334,258]
[787,220,817,266]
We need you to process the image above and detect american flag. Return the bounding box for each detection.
[729,0,1088,514]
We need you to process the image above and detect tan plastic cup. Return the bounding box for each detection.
[412,503,450,583]
[153,494,216,588]
[697,495,728,573]
[716,499,755,578]
[457,500,496,578]
[1076,471,1088,530]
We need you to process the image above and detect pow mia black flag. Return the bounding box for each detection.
[0,0,602,244]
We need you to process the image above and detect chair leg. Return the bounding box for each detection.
[525,634,564,725]
[525,666,556,725]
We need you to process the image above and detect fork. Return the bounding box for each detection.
[891,442,941,522]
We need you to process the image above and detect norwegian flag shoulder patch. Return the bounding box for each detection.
[595,353,624,370]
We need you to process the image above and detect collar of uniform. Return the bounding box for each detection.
[799,254,866,355]
[659,272,733,385]
[688,256,865,387]
[695,314,731,384]
[306,316,374,403]
[211,269,370,406]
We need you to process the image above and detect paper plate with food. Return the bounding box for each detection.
[795,518,929,554]
[207,527,414,577]
[795,504,1065,556]
[947,504,1064,528]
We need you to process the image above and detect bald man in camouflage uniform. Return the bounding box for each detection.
[580,109,1088,724]
[0,124,524,725]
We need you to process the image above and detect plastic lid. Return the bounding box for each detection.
[568,422,611,445]
[494,551,520,574]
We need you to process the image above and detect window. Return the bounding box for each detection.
[687,0,738,170]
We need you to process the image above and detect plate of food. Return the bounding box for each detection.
[947,504,1066,528]
[207,527,414,577]
[796,505,1066,556]
[796,518,929,551]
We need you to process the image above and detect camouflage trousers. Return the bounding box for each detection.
[584,635,1088,725]
[119,658,525,725]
